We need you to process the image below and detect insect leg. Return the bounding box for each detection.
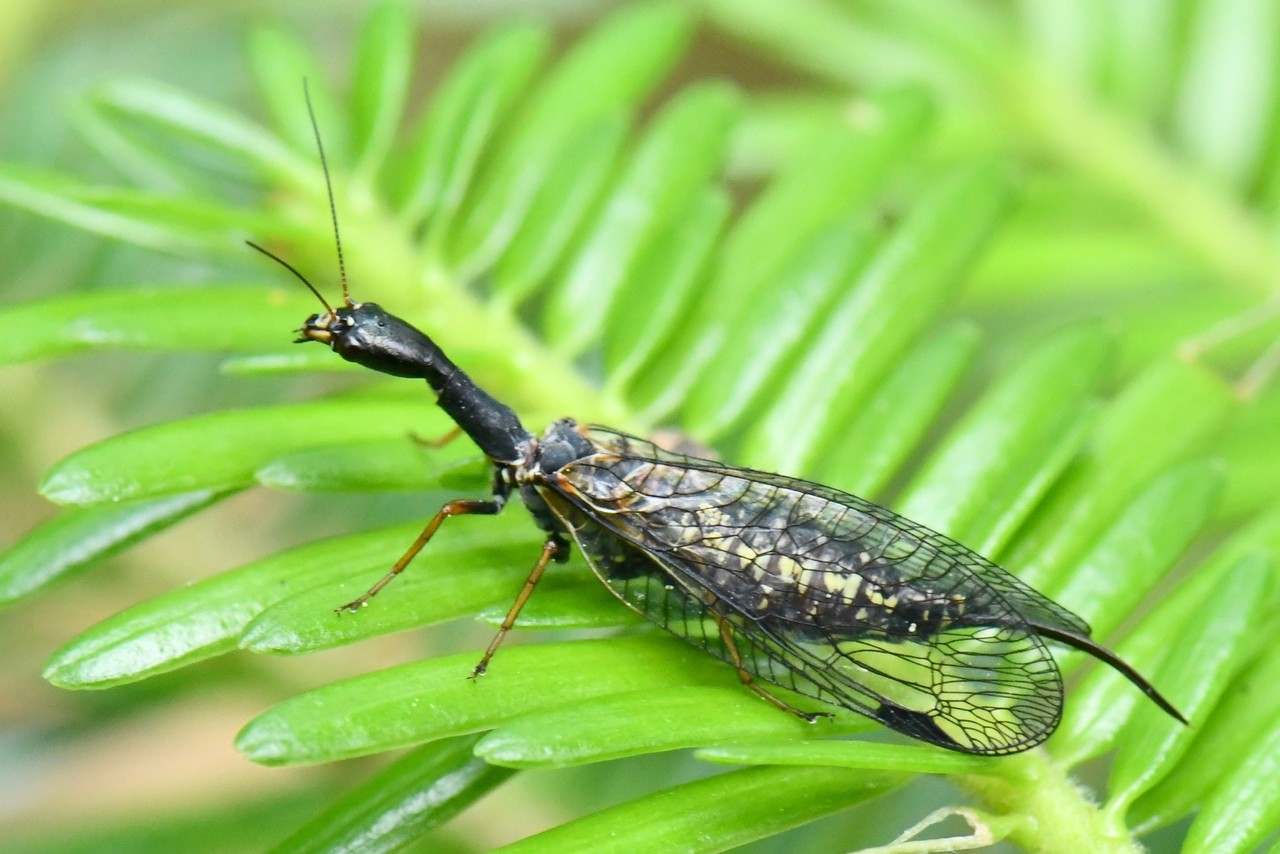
[710,609,829,723]
[470,536,567,679]
[336,498,503,613]
[408,425,464,449]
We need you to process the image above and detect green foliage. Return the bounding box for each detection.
[3,2,1280,852]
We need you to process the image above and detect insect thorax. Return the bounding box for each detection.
[511,419,597,539]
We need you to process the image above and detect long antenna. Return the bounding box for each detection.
[245,239,335,316]
[303,78,353,306]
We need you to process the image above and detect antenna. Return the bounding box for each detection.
[303,78,353,306]
[245,239,335,316]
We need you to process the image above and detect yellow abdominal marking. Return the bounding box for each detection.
[822,572,862,599]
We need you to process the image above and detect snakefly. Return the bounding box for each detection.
[247,93,1185,756]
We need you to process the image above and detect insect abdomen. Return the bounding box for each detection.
[558,456,972,643]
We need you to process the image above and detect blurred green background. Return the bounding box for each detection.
[2,1,1279,852]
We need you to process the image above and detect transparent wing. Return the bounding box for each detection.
[580,426,1090,637]
[536,425,1079,754]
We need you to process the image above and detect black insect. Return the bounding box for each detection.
[248,96,1186,756]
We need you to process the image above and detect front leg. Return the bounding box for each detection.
[337,481,509,614]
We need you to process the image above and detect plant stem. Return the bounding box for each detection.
[959,752,1144,854]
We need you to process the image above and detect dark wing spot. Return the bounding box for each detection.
[870,703,962,751]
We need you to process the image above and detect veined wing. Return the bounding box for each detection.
[538,425,1081,754]
[574,426,1090,639]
